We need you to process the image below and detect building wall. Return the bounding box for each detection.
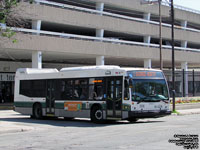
[1,0,200,102]
[16,2,200,44]
[93,0,200,24]
[1,33,200,65]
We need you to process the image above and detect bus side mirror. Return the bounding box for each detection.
[129,79,133,88]
[125,80,128,87]
[124,79,130,100]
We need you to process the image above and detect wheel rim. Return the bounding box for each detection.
[95,110,102,120]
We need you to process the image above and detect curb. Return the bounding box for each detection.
[171,109,200,116]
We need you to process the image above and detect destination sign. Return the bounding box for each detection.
[128,71,164,79]
[135,72,156,77]
[93,80,103,83]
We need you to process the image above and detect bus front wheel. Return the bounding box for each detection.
[91,106,104,123]
[33,103,43,119]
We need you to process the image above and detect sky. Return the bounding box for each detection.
[173,0,200,11]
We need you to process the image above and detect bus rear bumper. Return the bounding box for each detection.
[128,110,171,118]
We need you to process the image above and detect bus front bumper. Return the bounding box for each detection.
[128,110,171,118]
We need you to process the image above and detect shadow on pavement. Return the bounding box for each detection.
[0,115,165,128]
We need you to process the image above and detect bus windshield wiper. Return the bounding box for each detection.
[137,99,160,104]
[137,99,146,104]
[160,99,169,103]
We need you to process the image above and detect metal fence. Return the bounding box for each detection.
[164,70,200,97]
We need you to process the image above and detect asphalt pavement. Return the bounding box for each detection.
[0,110,199,150]
[0,105,200,135]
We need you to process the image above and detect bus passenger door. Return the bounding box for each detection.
[106,77,122,119]
[46,80,56,116]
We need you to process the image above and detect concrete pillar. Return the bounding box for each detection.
[181,62,188,97]
[96,29,105,65]
[143,13,151,21]
[181,62,188,71]
[181,41,187,48]
[144,59,151,69]
[32,51,42,69]
[96,56,104,66]
[96,29,104,38]
[32,20,41,34]
[96,2,104,15]
[143,36,151,45]
[32,21,42,68]
[181,20,187,29]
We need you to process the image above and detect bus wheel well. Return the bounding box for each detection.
[33,102,42,109]
[90,104,102,111]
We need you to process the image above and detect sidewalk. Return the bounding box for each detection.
[174,109,200,115]
[170,102,200,115]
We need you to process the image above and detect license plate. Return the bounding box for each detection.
[154,105,162,108]
[140,104,145,108]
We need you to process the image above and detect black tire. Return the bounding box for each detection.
[64,117,74,121]
[127,118,138,123]
[33,103,43,119]
[91,106,104,123]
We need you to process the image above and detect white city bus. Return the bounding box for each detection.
[14,65,171,123]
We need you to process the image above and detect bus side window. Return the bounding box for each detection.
[74,80,80,99]
[20,80,32,97]
[80,79,88,100]
[89,78,104,100]
[74,79,88,100]
[20,80,46,98]
[95,85,103,100]
[61,80,73,100]
[116,79,122,100]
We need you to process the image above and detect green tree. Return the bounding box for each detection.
[0,0,32,41]
[0,0,17,23]
[0,0,18,40]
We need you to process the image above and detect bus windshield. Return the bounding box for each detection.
[131,79,169,101]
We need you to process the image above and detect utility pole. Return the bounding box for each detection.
[159,0,163,70]
[170,0,176,112]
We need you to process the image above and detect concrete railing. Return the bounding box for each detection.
[34,0,200,33]
[1,22,199,52]
[8,27,200,53]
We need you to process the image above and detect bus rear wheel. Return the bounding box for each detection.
[33,103,43,119]
[91,106,104,123]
